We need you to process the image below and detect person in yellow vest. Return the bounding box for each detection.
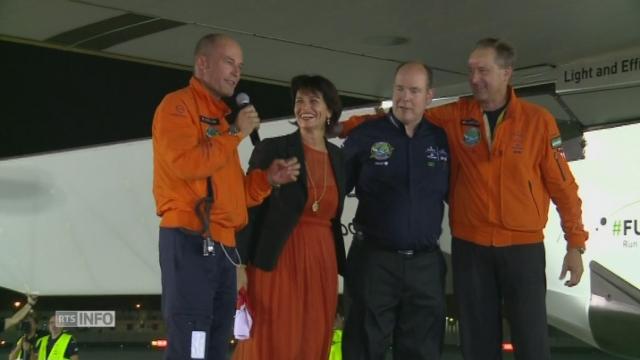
[329,311,344,360]
[329,328,343,360]
[8,314,46,360]
[34,315,79,360]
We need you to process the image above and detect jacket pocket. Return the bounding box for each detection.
[360,157,397,191]
[501,176,545,231]
[528,180,541,218]
[421,160,449,195]
[500,152,545,231]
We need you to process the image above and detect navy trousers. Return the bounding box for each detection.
[159,228,237,360]
[343,238,446,360]
[452,237,550,360]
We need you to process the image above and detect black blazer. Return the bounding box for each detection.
[236,130,347,275]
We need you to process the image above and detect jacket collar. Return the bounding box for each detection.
[387,109,426,135]
[499,86,522,123]
[189,76,231,117]
[464,85,519,120]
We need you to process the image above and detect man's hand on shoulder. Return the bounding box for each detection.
[329,109,387,139]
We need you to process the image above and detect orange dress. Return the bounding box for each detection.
[233,144,339,360]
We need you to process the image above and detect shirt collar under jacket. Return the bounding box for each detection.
[189,76,232,117]
[387,109,426,136]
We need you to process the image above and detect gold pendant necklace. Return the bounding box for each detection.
[305,152,327,214]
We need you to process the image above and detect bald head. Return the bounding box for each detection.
[394,61,433,89]
[392,61,434,128]
[193,33,243,98]
[194,34,235,58]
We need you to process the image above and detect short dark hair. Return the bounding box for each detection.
[290,75,343,126]
[394,61,434,89]
[474,38,516,69]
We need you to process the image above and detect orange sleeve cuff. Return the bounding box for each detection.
[339,116,368,138]
[245,169,272,207]
[566,233,588,250]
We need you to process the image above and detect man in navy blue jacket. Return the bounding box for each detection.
[342,62,449,360]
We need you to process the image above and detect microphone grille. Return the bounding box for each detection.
[235,92,250,106]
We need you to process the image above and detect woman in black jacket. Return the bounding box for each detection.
[234,75,346,360]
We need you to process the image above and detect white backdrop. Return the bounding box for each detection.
[0,106,375,295]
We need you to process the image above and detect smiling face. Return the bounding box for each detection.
[468,47,512,109]
[195,36,243,98]
[294,88,332,133]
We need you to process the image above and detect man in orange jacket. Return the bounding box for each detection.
[152,33,300,360]
[337,38,587,360]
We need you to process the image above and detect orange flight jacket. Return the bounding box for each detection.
[341,87,588,249]
[152,77,272,247]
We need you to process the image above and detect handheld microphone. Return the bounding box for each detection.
[235,93,261,145]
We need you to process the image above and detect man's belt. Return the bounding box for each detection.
[353,227,439,256]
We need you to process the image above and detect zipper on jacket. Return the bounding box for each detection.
[554,151,567,182]
[528,180,540,218]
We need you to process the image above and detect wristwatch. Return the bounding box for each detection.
[228,124,242,136]
[568,246,586,254]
